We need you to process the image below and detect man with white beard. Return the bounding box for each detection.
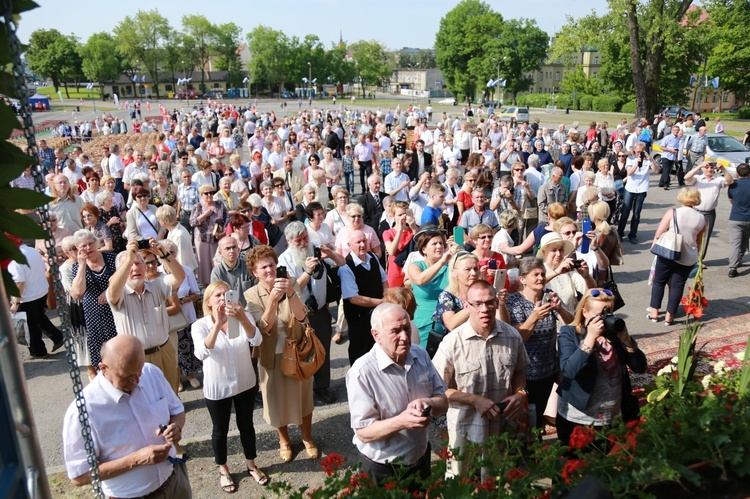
[277,222,346,405]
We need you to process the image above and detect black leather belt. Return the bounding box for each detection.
[144,337,170,355]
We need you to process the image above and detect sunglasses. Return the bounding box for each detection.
[589,289,614,298]
[349,214,362,219]
[617,154,627,158]
[452,250,471,268]
[136,194,149,199]
[240,209,251,213]
[149,167,158,171]
[202,191,215,195]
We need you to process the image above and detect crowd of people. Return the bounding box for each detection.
[7,99,750,496]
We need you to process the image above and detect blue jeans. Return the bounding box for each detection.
[617,190,647,239]
[344,170,355,195]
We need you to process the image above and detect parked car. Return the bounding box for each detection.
[497,106,530,122]
[175,89,197,99]
[280,91,293,99]
[203,90,223,99]
[439,97,457,105]
[651,132,749,178]
[660,105,696,119]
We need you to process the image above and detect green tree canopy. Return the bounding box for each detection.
[435,0,503,102]
[182,14,216,92]
[349,40,391,98]
[705,0,750,103]
[246,25,291,93]
[214,22,244,87]
[113,9,171,98]
[79,33,122,98]
[25,29,82,97]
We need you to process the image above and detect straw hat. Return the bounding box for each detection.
[536,232,575,258]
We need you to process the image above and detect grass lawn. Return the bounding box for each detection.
[35,85,102,101]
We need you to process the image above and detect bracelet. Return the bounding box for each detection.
[580,343,593,354]
[305,270,313,276]
[514,387,528,398]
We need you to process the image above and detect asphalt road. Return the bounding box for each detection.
[15,98,750,494]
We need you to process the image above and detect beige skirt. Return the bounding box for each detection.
[259,353,314,428]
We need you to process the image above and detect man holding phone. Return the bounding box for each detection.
[432,280,529,478]
[684,160,734,261]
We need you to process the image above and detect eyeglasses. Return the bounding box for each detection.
[144,259,158,267]
[617,154,627,158]
[284,160,293,164]
[149,167,157,171]
[476,234,493,240]
[452,250,470,268]
[513,169,524,172]
[136,194,149,199]
[240,209,251,213]
[589,289,614,298]
[560,230,576,236]
[202,191,215,195]
[349,214,362,219]
[467,298,498,310]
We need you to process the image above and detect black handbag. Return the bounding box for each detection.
[425,322,447,359]
[602,267,625,311]
[324,262,341,304]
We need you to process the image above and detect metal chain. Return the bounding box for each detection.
[2,2,104,497]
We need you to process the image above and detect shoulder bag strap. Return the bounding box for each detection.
[136,207,159,235]
[672,209,680,234]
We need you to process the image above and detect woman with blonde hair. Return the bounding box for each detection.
[647,187,705,325]
[191,183,228,284]
[456,171,478,218]
[192,280,267,492]
[433,252,480,333]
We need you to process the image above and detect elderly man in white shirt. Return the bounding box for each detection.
[346,303,447,488]
[62,335,191,498]
[384,157,411,202]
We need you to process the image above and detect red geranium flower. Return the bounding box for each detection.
[507,468,528,481]
[561,459,587,485]
[319,453,346,476]
[569,425,596,449]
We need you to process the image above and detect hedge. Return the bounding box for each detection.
[738,107,750,119]
[516,93,549,108]
[592,95,624,112]
[621,101,637,114]
[578,94,594,111]
[555,93,573,110]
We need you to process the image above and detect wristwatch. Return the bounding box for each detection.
[514,387,529,398]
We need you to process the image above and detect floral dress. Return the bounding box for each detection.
[151,186,176,208]
[98,207,125,252]
[432,290,463,333]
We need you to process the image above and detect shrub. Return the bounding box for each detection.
[592,95,624,112]
[578,94,594,111]
[738,107,750,119]
[521,93,549,108]
[621,101,637,115]
[555,93,573,110]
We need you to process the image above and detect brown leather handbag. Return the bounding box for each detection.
[280,320,326,381]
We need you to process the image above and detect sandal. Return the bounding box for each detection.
[247,466,270,486]
[279,442,293,462]
[302,439,320,459]
[220,472,236,494]
[645,313,658,323]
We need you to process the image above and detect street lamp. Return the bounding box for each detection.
[307,61,312,100]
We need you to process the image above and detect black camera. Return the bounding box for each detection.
[313,246,322,260]
[137,239,150,250]
[571,259,583,269]
[599,306,626,340]
[305,295,319,313]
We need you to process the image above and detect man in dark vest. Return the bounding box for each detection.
[339,230,389,365]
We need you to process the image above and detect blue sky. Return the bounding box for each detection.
[18,0,609,49]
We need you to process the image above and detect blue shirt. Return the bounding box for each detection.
[339,252,387,299]
[421,204,442,226]
[659,133,681,161]
[728,178,750,222]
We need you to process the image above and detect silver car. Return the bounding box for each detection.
[652,133,749,178]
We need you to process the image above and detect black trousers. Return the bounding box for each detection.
[526,374,556,429]
[358,160,373,193]
[21,295,63,356]
[649,256,693,316]
[346,311,375,366]
[361,443,431,491]
[204,387,258,465]
[308,306,332,390]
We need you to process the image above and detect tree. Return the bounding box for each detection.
[162,31,187,90]
[552,0,709,118]
[435,0,504,102]
[349,40,391,98]
[415,50,437,69]
[113,9,171,98]
[326,43,357,91]
[560,66,604,96]
[182,14,216,92]
[705,0,750,103]
[490,19,549,103]
[214,23,244,87]
[79,33,122,98]
[25,29,82,98]
[246,26,292,94]
[397,51,414,68]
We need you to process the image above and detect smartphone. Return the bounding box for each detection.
[453,226,464,247]
[313,247,322,260]
[494,269,507,291]
[420,405,433,417]
[580,217,591,254]
[542,292,553,305]
[488,259,498,271]
[708,161,717,167]
[495,401,508,414]
[277,266,287,279]
[137,239,150,250]
[225,290,239,339]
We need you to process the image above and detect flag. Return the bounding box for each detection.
[132,75,138,82]
[177,78,184,85]
[711,77,719,89]
[311,78,317,83]
[86,82,93,90]
[302,77,308,83]
[689,75,696,86]
[486,79,494,88]
[242,77,249,84]
[141,74,147,82]
[57,90,63,104]
[705,76,709,87]
[500,79,507,88]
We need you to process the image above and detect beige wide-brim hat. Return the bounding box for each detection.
[536,232,575,258]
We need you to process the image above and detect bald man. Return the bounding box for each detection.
[338,229,389,365]
[62,335,191,498]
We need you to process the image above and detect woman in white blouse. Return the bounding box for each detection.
[191,281,268,492]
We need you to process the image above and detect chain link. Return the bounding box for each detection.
[2,2,104,497]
